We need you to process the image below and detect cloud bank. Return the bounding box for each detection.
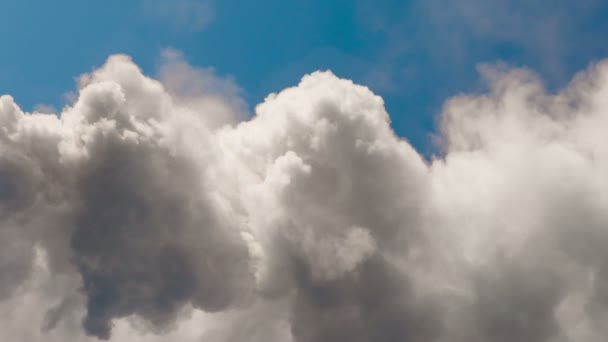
[1,53,608,342]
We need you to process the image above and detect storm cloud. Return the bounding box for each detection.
[2,54,608,342]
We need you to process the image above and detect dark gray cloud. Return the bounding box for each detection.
[67,57,255,339]
[72,134,251,338]
[290,255,441,342]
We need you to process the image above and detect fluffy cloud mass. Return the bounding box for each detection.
[1,53,608,342]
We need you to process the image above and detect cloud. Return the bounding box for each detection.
[418,0,606,75]
[156,48,248,127]
[2,53,608,342]
[352,0,608,132]
[142,0,214,32]
[0,55,254,340]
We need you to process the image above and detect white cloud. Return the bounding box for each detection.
[2,53,608,341]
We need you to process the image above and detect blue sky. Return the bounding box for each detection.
[2,0,608,152]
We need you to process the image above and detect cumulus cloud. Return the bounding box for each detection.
[2,53,608,342]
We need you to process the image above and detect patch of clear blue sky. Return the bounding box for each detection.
[2,0,608,153]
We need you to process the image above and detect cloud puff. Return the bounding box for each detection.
[0,55,254,340]
[2,53,608,342]
[156,49,248,128]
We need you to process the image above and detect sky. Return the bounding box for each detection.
[3,0,608,152]
[4,1,608,342]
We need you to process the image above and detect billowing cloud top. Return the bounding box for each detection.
[2,54,608,342]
